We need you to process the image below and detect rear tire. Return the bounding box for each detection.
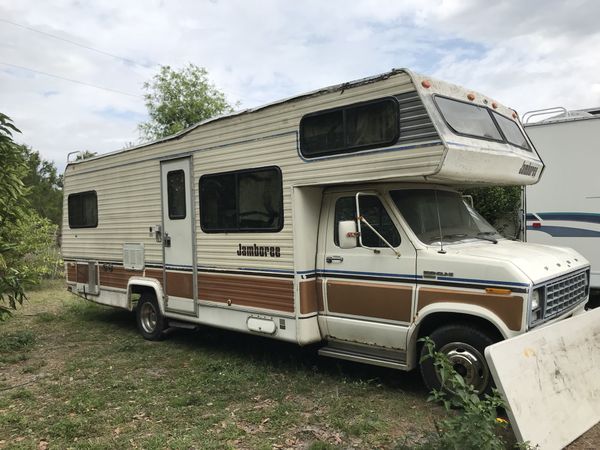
[419,324,496,395]
[136,293,166,341]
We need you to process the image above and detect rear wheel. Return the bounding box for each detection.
[419,324,496,395]
[136,293,166,341]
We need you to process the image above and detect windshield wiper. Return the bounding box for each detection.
[475,232,498,244]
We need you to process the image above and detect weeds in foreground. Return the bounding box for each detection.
[416,337,534,450]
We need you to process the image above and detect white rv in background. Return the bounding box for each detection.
[524,107,600,293]
[63,70,591,395]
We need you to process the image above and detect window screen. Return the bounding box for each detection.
[167,170,186,220]
[435,96,503,141]
[492,112,531,151]
[300,98,399,158]
[200,167,283,232]
[68,191,98,228]
[334,196,400,248]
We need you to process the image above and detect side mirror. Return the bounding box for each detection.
[338,220,359,249]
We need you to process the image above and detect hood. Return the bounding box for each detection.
[448,240,590,284]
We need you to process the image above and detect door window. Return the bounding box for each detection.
[167,170,186,220]
[334,195,400,247]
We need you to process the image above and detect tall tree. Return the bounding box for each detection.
[138,64,235,141]
[0,113,28,317]
[22,146,63,226]
[0,113,59,319]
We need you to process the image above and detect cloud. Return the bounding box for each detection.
[0,0,598,171]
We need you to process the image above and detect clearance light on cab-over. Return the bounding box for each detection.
[467,93,475,101]
[421,80,431,88]
[492,102,498,109]
[486,287,512,295]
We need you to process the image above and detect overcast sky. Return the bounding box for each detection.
[1,0,599,171]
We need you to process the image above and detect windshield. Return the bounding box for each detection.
[434,96,503,141]
[492,111,531,151]
[390,189,501,245]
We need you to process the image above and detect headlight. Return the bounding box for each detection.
[531,289,541,310]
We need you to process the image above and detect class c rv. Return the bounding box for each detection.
[63,69,591,394]
[523,106,600,294]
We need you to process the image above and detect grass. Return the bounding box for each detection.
[0,280,441,449]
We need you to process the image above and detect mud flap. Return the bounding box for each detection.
[485,307,600,450]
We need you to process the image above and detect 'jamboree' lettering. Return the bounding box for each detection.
[237,243,281,257]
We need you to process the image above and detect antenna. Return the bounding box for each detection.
[435,190,446,254]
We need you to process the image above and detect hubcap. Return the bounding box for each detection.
[140,302,157,333]
[438,341,489,393]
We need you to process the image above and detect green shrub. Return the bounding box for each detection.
[417,337,532,450]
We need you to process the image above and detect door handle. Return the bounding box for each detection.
[326,255,343,264]
[163,233,171,248]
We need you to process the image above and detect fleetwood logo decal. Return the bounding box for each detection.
[519,162,540,177]
[237,243,281,257]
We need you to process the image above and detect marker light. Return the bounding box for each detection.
[492,102,498,109]
[486,287,511,295]
[467,93,475,101]
[512,112,518,119]
[532,222,541,228]
[421,80,431,88]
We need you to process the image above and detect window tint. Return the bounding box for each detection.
[300,98,399,158]
[200,167,283,232]
[68,191,98,228]
[334,195,400,248]
[492,112,531,151]
[167,170,186,219]
[435,96,502,141]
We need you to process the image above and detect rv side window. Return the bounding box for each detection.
[492,111,531,151]
[68,191,98,228]
[434,96,503,142]
[334,196,400,248]
[300,98,399,158]
[200,167,283,232]
[167,170,186,219]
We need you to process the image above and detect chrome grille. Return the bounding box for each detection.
[544,271,588,319]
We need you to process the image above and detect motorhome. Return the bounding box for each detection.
[63,69,590,394]
[524,107,600,294]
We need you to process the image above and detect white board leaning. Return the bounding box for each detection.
[485,307,600,450]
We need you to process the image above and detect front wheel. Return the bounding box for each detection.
[419,324,495,395]
[136,293,166,341]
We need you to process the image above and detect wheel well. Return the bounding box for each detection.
[416,312,504,347]
[129,285,158,306]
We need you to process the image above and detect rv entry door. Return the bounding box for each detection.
[160,158,197,315]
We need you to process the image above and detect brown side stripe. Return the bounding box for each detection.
[299,279,318,314]
[417,287,524,331]
[76,264,89,284]
[66,263,76,282]
[166,271,194,298]
[199,273,294,313]
[327,280,413,322]
[100,266,142,289]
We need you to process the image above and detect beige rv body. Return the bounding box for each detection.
[63,69,588,376]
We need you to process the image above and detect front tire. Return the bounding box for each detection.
[136,293,166,341]
[419,324,495,395]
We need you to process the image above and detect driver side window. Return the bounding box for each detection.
[334,195,400,247]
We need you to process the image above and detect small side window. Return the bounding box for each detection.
[334,195,400,248]
[68,191,98,228]
[167,170,186,220]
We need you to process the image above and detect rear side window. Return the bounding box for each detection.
[334,196,400,248]
[200,167,283,232]
[435,96,503,141]
[167,170,186,219]
[492,112,531,151]
[68,191,98,228]
[300,98,399,158]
